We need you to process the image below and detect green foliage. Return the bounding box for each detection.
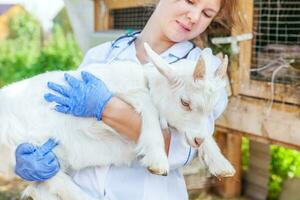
[210,43,232,57]
[0,35,41,86]
[53,8,73,33]
[8,11,41,40]
[30,25,82,77]
[241,137,249,171]
[0,11,82,87]
[0,191,21,200]
[268,146,300,200]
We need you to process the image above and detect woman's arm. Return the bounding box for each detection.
[103,97,171,154]
[102,97,141,142]
[45,72,171,154]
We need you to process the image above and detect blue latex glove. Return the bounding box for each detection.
[15,138,60,181]
[44,71,113,120]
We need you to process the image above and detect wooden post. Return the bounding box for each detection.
[228,54,240,96]
[230,0,254,96]
[94,0,111,32]
[214,131,242,198]
[94,0,101,32]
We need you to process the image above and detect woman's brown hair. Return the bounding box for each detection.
[195,0,240,48]
[215,0,239,30]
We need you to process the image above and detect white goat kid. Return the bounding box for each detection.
[144,44,235,177]
[0,43,234,200]
[0,44,167,200]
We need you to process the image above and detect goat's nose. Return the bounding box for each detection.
[194,137,203,147]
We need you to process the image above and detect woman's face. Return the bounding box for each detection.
[154,0,221,42]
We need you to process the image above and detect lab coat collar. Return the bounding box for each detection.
[115,39,195,64]
[160,41,195,60]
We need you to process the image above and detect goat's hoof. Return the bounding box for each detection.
[220,170,236,177]
[215,171,235,180]
[147,166,168,176]
[214,168,236,178]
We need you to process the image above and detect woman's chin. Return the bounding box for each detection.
[167,33,190,43]
[169,28,199,42]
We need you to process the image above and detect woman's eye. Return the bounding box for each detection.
[181,99,191,110]
[185,0,194,5]
[203,12,213,18]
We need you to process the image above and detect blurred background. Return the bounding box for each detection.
[0,0,82,88]
[0,0,299,200]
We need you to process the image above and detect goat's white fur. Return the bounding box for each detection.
[0,43,235,199]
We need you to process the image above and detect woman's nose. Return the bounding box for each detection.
[186,8,202,24]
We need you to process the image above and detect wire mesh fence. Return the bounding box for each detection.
[111,6,154,30]
[108,1,300,93]
[251,0,300,89]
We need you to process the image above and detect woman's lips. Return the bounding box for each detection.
[176,20,191,32]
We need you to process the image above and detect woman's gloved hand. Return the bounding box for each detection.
[15,138,60,181]
[44,71,113,120]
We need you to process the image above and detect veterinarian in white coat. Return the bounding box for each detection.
[15,0,237,199]
[70,31,227,200]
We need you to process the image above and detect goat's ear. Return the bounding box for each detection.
[144,43,179,84]
[193,55,206,80]
[215,54,228,78]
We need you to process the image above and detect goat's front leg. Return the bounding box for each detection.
[23,172,98,200]
[198,137,235,177]
[118,91,169,176]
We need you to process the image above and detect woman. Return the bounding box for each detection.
[15,0,237,199]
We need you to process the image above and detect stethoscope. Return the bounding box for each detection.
[104,30,197,64]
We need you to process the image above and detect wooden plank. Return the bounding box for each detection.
[240,80,300,105]
[214,131,242,198]
[216,96,300,150]
[245,182,269,200]
[104,0,154,10]
[245,141,270,200]
[185,175,214,191]
[183,159,213,191]
[279,178,300,200]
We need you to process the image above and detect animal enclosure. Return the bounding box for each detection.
[216,0,300,198]
[93,0,155,31]
[238,0,300,105]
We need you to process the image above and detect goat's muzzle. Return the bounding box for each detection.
[185,133,202,148]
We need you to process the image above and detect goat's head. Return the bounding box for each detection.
[144,43,228,147]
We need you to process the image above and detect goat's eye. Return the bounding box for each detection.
[180,98,191,111]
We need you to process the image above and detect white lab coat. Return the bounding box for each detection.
[72,34,228,200]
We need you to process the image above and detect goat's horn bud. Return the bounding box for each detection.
[144,42,179,85]
[215,54,229,78]
[193,56,206,80]
[216,52,224,60]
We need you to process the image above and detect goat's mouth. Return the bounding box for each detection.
[184,133,201,148]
